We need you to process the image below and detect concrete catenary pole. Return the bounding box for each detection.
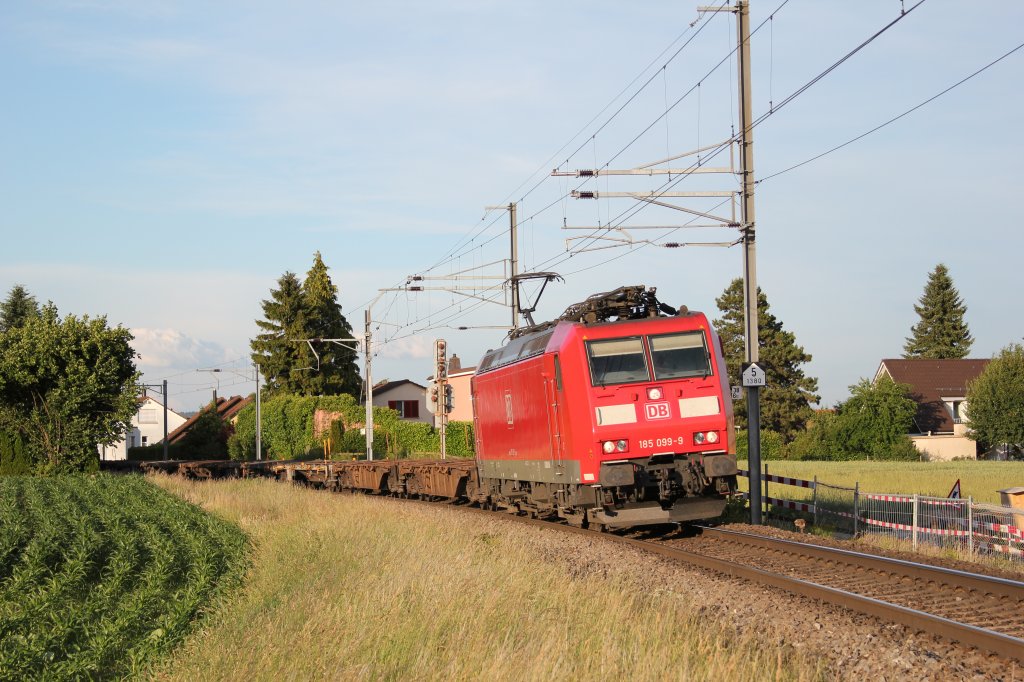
[737,0,763,524]
[364,309,374,461]
[162,379,168,461]
[255,363,262,461]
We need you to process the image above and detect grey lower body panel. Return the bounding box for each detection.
[592,498,727,529]
[478,457,581,485]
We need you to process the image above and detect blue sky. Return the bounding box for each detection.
[1,1,1021,412]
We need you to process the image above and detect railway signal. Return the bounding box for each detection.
[435,339,449,459]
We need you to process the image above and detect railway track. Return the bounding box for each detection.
[136,461,1024,663]
[570,521,1024,662]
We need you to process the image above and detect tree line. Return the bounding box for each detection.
[720,262,1021,460]
[3,254,1019,472]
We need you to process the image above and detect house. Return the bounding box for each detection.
[874,358,989,461]
[165,395,254,445]
[372,380,431,424]
[98,395,188,461]
[443,354,476,424]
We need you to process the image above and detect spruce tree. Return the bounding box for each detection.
[251,272,314,397]
[302,252,361,397]
[714,278,820,441]
[0,284,40,334]
[903,263,973,359]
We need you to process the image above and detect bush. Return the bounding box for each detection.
[735,429,784,460]
[783,409,920,462]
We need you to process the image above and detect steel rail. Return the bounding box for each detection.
[696,526,1024,600]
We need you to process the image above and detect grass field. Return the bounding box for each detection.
[149,475,825,681]
[738,459,1024,504]
[0,474,248,681]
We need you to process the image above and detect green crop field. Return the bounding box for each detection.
[738,460,1024,504]
[0,474,248,681]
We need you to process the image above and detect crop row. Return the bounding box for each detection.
[0,474,249,680]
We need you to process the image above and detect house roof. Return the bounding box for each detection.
[875,358,989,433]
[136,395,186,421]
[166,395,254,445]
[373,379,426,395]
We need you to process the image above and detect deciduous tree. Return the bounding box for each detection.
[903,263,973,359]
[833,377,919,460]
[0,303,139,471]
[714,278,820,441]
[966,343,1024,458]
[784,379,920,461]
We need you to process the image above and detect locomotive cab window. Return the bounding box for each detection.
[587,337,649,386]
[650,331,711,379]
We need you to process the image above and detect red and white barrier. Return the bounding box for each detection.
[739,469,815,489]
[863,493,966,508]
[739,491,814,513]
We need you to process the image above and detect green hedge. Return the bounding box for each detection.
[225,393,475,460]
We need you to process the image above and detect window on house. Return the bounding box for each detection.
[139,408,158,424]
[387,400,421,419]
[141,436,149,446]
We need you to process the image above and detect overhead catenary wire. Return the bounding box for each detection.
[384,2,733,290]
[758,38,1024,184]
[362,0,937,344]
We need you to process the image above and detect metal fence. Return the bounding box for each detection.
[814,479,858,536]
[739,469,1024,564]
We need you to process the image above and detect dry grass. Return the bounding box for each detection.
[147,476,824,681]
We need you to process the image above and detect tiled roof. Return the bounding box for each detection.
[373,379,426,395]
[166,395,254,444]
[876,359,989,433]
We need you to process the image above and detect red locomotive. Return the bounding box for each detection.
[471,285,737,529]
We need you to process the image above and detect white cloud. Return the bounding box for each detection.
[131,327,231,370]
[375,335,432,361]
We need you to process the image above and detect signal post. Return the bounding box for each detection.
[431,339,452,459]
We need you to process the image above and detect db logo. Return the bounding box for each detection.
[645,402,671,420]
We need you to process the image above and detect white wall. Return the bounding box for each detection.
[373,383,431,424]
[98,396,187,461]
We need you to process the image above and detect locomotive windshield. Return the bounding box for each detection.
[586,337,649,386]
[650,331,711,379]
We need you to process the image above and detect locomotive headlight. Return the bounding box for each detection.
[616,439,628,452]
[647,387,663,401]
[706,431,719,444]
[693,432,705,444]
[602,440,616,454]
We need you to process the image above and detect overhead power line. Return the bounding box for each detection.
[759,39,1024,183]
